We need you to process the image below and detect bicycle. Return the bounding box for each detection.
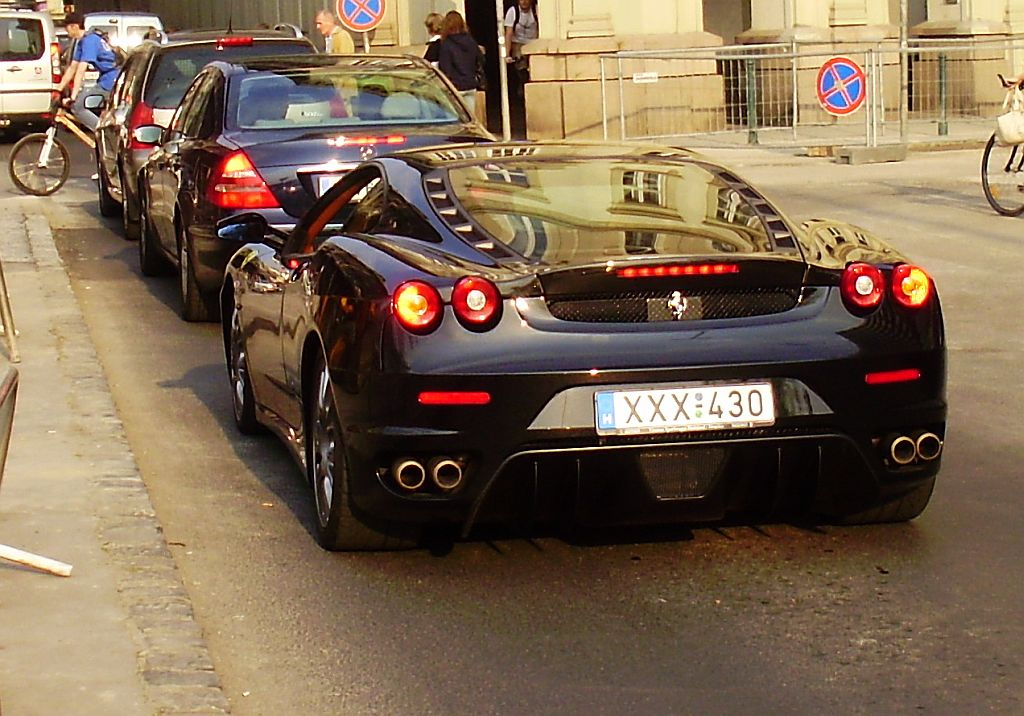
[982,74,1024,216]
[7,104,96,197]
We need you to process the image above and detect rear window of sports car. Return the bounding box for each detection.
[444,160,775,262]
[143,41,314,108]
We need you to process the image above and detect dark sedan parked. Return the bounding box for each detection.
[217,142,947,551]
[137,54,492,321]
[94,30,316,239]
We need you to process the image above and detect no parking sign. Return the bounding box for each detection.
[816,57,866,116]
[336,0,386,33]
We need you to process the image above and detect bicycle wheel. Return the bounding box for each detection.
[982,133,1024,216]
[8,132,71,196]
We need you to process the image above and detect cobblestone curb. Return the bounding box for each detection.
[17,206,231,715]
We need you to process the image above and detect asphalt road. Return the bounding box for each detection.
[3,136,1021,714]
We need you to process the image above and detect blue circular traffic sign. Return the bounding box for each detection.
[336,0,386,32]
[816,57,866,116]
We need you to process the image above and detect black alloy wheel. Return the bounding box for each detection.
[177,223,215,322]
[228,302,260,434]
[306,352,411,551]
[137,195,169,277]
[120,163,141,240]
[96,151,120,217]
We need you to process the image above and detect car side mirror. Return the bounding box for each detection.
[132,124,163,147]
[217,213,283,249]
[83,94,105,111]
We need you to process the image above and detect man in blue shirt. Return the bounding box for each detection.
[54,12,120,132]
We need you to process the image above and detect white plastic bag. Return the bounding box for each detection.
[996,87,1024,146]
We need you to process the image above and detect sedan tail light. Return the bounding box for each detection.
[208,150,280,209]
[451,276,501,330]
[891,264,932,308]
[49,42,61,85]
[128,102,157,150]
[216,36,254,48]
[840,262,885,311]
[393,281,442,334]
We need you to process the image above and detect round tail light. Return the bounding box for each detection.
[451,276,502,330]
[891,264,932,308]
[393,281,442,334]
[841,262,885,311]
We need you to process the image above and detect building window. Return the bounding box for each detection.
[622,170,665,206]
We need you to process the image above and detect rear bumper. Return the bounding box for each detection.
[336,368,946,534]
[0,110,53,129]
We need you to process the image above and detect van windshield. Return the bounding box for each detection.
[0,18,44,62]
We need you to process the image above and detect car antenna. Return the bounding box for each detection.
[227,0,234,34]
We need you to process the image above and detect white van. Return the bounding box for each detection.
[0,7,59,130]
[84,12,163,50]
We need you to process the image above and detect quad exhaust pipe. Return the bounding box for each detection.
[428,457,463,491]
[914,432,943,462]
[390,456,465,492]
[885,432,943,466]
[888,435,917,465]
[392,458,426,491]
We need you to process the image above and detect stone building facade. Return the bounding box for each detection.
[76,0,1024,138]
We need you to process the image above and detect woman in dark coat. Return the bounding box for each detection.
[437,11,482,114]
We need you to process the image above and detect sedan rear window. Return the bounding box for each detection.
[227,68,469,130]
[0,18,44,61]
[143,41,313,108]
[443,159,774,263]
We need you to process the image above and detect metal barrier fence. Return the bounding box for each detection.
[599,37,1024,148]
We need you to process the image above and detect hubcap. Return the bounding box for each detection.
[179,241,189,301]
[229,309,248,420]
[311,364,335,528]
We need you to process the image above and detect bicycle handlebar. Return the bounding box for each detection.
[998,73,1024,89]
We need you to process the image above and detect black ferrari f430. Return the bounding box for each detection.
[218,142,946,550]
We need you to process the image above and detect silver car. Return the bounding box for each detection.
[0,8,59,131]
[94,30,316,238]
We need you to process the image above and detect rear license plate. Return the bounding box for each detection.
[318,174,344,196]
[595,383,775,435]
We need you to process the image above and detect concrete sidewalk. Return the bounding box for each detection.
[0,199,229,715]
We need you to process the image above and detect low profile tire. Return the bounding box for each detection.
[178,226,215,322]
[97,152,120,217]
[227,302,260,434]
[121,165,141,240]
[138,198,169,277]
[307,352,413,551]
[835,477,935,525]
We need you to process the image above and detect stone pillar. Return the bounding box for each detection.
[565,0,615,38]
[916,0,1007,34]
[740,0,830,43]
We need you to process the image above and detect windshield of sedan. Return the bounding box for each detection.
[227,68,470,130]
[442,159,776,263]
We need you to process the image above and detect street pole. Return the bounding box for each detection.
[900,0,909,144]
[495,0,511,141]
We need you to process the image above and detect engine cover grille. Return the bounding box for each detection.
[638,446,728,500]
[546,288,800,323]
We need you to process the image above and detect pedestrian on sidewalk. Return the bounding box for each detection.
[423,12,443,65]
[437,11,483,114]
[315,9,355,54]
[504,0,538,95]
